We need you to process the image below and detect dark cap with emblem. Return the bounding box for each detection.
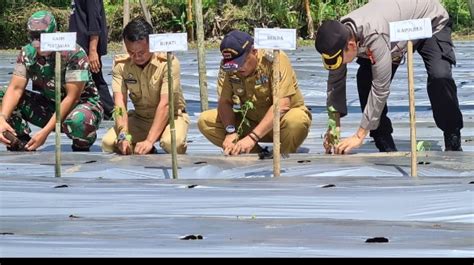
[315,20,350,70]
[220,30,254,72]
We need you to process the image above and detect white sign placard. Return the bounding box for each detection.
[389,18,432,42]
[40,32,76,51]
[254,28,296,50]
[149,33,188,52]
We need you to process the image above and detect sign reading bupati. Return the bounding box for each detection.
[254,28,296,50]
[149,33,188,52]
[40,32,76,51]
[389,18,432,42]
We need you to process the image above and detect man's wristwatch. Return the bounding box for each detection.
[225,125,236,134]
[117,131,129,142]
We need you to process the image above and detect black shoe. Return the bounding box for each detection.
[258,146,273,160]
[4,131,30,151]
[444,131,462,151]
[72,144,90,152]
[373,134,398,152]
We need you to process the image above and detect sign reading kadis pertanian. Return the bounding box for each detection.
[40,32,76,51]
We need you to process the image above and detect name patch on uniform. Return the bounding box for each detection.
[256,75,269,85]
[229,77,241,84]
[124,78,138,84]
[124,73,137,84]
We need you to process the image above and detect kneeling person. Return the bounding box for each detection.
[0,11,103,152]
[198,30,312,155]
[101,17,189,155]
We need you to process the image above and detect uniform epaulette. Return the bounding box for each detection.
[155,52,168,61]
[262,49,275,63]
[113,54,130,64]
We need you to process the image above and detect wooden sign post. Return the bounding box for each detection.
[390,18,433,178]
[194,0,209,112]
[40,32,76,178]
[254,28,296,177]
[149,33,188,179]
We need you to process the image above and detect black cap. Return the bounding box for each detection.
[220,30,254,72]
[315,20,349,70]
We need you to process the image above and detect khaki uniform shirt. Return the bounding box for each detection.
[218,49,306,122]
[112,52,186,119]
[328,0,449,130]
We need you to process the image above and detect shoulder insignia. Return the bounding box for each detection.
[155,52,168,61]
[114,54,130,65]
[263,49,274,63]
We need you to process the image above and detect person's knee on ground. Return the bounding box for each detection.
[101,127,117,152]
[280,108,311,153]
[63,115,97,151]
[159,137,187,154]
[197,109,226,148]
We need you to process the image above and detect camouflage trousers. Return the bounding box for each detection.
[0,87,103,149]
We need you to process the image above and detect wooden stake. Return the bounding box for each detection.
[167,52,178,179]
[123,0,130,52]
[55,52,61,178]
[194,0,209,111]
[272,50,281,177]
[139,0,152,26]
[303,0,314,39]
[407,40,417,177]
[187,0,195,42]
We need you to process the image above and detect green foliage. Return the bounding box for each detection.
[327,105,340,146]
[416,141,432,152]
[442,0,473,33]
[0,2,69,49]
[233,100,255,141]
[0,0,471,48]
[112,106,125,120]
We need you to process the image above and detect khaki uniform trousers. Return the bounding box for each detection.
[102,110,190,154]
[198,107,311,154]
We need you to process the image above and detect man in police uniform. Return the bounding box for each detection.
[198,30,312,155]
[315,0,463,154]
[0,10,103,151]
[101,17,189,155]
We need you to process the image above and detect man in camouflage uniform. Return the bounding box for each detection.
[0,11,103,151]
[198,30,312,155]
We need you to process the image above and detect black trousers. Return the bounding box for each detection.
[93,57,114,119]
[356,23,463,139]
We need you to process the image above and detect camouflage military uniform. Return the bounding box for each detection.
[0,44,103,149]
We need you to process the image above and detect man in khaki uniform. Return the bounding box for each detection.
[102,17,189,155]
[198,30,312,155]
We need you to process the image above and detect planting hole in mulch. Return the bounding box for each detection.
[180,234,203,240]
[297,160,311,164]
[321,184,336,188]
[365,237,389,243]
